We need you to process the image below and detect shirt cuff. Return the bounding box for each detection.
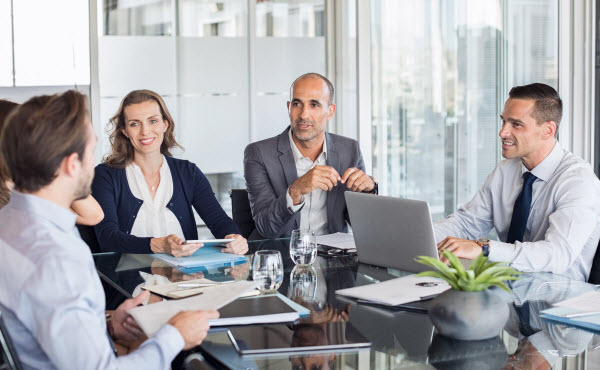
[488,240,518,262]
[152,324,185,357]
[286,187,304,212]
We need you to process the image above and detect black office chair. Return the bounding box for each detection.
[0,312,22,370]
[229,189,264,240]
[588,240,600,284]
[77,225,102,254]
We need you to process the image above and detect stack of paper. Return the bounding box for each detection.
[153,246,247,268]
[316,232,356,250]
[128,280,258,336]
[336,275,451,306]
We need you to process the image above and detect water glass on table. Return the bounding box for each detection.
[252,250,284,293]
[290,229,317,265]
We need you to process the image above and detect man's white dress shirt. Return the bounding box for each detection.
[434,142,600,281]
[285,129,329,235]
[0,192,184,369]
[126,155,185,239]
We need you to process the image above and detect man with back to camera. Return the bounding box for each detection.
[434,83,600,281]
[0,91,218,369]
[244,73,377,239]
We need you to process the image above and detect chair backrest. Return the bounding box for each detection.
[588,239,600,284]
[77,225,101,254]
[0,312,22,370]
[229,189,263,240]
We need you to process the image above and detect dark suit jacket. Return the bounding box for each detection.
[243,127,367,239]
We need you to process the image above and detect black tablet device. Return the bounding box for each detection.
[227,321,371,357]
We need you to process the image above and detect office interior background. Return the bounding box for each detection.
[0,0,598,233]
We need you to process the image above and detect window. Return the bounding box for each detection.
[370,0,558,219]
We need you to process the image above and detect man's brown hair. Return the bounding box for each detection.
[508,83,562,136]
[103,89,182,168]
[0,90,89,192]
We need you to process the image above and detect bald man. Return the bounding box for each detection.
[244,73,377,239]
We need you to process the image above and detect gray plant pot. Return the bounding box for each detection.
[428,289,509,341]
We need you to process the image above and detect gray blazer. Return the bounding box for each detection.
[243,126,367,239]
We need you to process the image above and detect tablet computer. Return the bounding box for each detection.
[183,239,234,248]
[227,321,371,357]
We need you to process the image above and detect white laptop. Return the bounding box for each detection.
[344,192,440,273]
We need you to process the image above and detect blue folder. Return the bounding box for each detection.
[540,306,600,334]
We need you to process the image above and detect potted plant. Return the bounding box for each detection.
[415,251,520,340]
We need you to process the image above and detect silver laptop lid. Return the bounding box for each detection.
[344,192,439,273]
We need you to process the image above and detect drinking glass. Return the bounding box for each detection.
[252,250,284,293]
[289,229,317,265]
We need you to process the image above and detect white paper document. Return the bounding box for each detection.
[553,291,600,313]
[316,232,356,250]
[128,280,257,336]
[335,275,451,306]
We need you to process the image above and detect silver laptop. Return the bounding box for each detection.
[344,192,439,273]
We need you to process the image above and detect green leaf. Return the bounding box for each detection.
[414,256,458,283]
[491,281,511,292]
[416,271,460,290]
[444,251,467,280]
[473,265,518,283]
[470,253,487,275]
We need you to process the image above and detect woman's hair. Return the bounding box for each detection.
[0,100,19,208]
[103,89,182,168]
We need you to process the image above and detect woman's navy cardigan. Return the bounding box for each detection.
[92,155,240,253]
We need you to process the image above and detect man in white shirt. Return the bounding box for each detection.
[0,91,218,369]
[244,73,377,238]
[434,83,600,281]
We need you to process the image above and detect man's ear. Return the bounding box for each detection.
[62,152,81,178]
[543,121,557,139]
[327,103,336,120]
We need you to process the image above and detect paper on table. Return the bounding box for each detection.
[553,291,600,313]
[153,246,247,267]
[128,280,257,336]
[335,275,451,306]
[142,278,259,299]
[316,232,356,250]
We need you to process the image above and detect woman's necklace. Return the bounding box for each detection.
[145,172,160,191]
[138,157,163,192]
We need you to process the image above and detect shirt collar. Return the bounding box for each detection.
[7,191,77,232]
[522,141,565,182]
[288,128,327,163]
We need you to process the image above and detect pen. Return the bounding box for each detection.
[177,280,235,288]
[177,283,220,288]
[563,311,600,318]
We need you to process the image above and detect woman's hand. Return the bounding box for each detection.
[222,234,248,255]
[150,234,203,257]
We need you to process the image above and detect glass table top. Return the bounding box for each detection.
[93,238,600,369]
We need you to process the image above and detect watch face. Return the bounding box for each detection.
[477,238,490,245]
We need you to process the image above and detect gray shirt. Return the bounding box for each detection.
[434,142,600,280]
[0,192,184,370]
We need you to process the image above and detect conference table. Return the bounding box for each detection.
[93,238,600,369]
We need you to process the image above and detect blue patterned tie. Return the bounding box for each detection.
[507,172,537,244]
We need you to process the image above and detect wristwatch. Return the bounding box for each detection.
[476,238,491,257]
[364,180,378,194]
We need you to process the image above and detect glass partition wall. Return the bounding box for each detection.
[370,0,558,220]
